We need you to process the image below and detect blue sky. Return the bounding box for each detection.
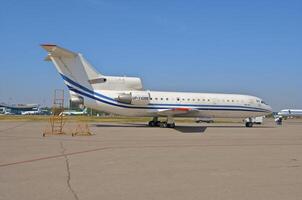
[0,0,301,111]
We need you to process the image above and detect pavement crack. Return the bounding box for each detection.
[60,142,79,200]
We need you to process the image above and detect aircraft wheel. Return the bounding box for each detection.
[245,122,253,127]
[148,121,155,127]
[160,122,168,128]
[168,123,175,128]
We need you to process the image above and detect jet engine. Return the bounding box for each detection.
[69,91,84,109]
[117,91,150,105]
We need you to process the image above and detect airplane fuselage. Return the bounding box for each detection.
[68,85,271,119]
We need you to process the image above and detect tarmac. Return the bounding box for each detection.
[0,119,301,200]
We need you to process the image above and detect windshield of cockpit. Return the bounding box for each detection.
[261,100,268,105]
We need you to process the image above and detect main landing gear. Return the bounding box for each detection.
[148,117,176,128]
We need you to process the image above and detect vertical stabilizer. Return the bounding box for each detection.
[41,44,101,90]
[41,44,144,91]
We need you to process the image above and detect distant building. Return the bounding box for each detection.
[0,103,39,115]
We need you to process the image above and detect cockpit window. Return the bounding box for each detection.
[261,100,268,105]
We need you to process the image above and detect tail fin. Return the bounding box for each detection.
[41,44,101,90]
[42,44,144,92]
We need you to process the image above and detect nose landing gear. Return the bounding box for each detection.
[245,117,254,127]
[245,122,253,127]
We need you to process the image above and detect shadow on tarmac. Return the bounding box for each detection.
[201,125,275,128]
[93,123,147,128]
[174,126,207,133]
[91,123,274,133]
[92,123,208,133]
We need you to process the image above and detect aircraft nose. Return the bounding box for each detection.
[267,105,273,113]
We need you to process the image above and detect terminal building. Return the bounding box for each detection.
[0,103,40,115]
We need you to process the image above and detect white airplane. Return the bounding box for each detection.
[277,109,302,118]
[41,44,272,128]
[4,111,13,115]
[60,108,88,116]
[0,107,12,115]
[21,109,41,115]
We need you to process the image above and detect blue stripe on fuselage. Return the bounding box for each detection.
[60,73,269,112]
[60,74,114,101]
[67,85,268,113]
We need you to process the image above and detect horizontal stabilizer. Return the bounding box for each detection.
[41,44,77,58]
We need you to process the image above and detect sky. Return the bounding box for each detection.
[0,0,301,111]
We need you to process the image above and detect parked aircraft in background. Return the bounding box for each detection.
[1,103,40,115]
[41,44,272,128]
[21,109,42,115]
[60,108,88,116]
[277,109,302,118]
[4,112,13,115]
[2,111,13,115]
[0,107,5,115]
[0,107,13,115]
[274,109,302,125]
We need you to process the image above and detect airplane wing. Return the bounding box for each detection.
[155,107,199,116]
